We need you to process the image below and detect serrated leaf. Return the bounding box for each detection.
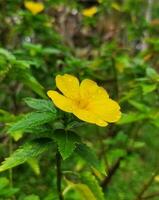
[65,179,96,200]
[13,60,30,69]
[80,173,105,200]
[71,183,96,200]
[12,131,23,141]
[8,111,56,133]
[53,129,80,160]
[0,48,16,61]
[24,97,56,113]
[25,125,52,134]
[66,173,104,200]
[27,158,40,175]
[76,143,105,175]
[0,138,52,172]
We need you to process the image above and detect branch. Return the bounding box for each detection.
[101,157,123,188]
[56,151,63,200]
[142,192,159,199]
[134,168,159,200]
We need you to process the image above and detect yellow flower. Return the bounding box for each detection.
[47,74,121,127]
[82,6,98,17]
[24,1,44,15]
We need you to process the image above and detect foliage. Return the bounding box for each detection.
[0,138,52,172]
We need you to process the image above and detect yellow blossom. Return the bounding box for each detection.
[47,74,121,127]
[82,6,98,17]
[24,1,44,15]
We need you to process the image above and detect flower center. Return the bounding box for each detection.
[76,99,89,109]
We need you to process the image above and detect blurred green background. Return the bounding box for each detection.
[0,0,159,199]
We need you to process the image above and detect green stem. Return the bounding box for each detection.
[56,151,63,200]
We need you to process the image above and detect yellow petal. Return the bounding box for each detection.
[80,79,109,101]
[82,6,98,17]
[47,90,73,113]
[56,74,80,100]
[24,1,44,15]
[73,108,108,127]
[88,98,121,122]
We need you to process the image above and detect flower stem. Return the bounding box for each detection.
[56,151,63,200]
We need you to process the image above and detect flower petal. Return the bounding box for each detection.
[88,98,121,122]
[47,90,73,113]
[73,108,108,127]
[56,74,80,100]
[24,1,44,15]
[82,6,98,17]
[80,79,109,101]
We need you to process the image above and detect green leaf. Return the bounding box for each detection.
[13,60,30,69]
[24,125,52,134]
[66,173,104,200]
[76,143,105,175]
[66,121,85,130]
[0,188,19,197]
[21,72,46,98]
[133,141,145,149]
[27,158,40,175]
[108,149,126,164]
[69,183,97,200]
[141,83,157,95]
[0,48,16,62]
[0,109,15,123]
[44,192,59,200]
[53,129,80,160]
[128,100,150,112]
[152,117,159,127]
[24,195,40,200]
[0,178,9,190]
[0,138,52,172]
[24,97,56,113]
[42,47,61,55]
[8,111,56,133]
[0,177,19,197]
[12,131,23,141]
[146,67,159,81]
[118,113,147,124]
[80,173,105,200]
